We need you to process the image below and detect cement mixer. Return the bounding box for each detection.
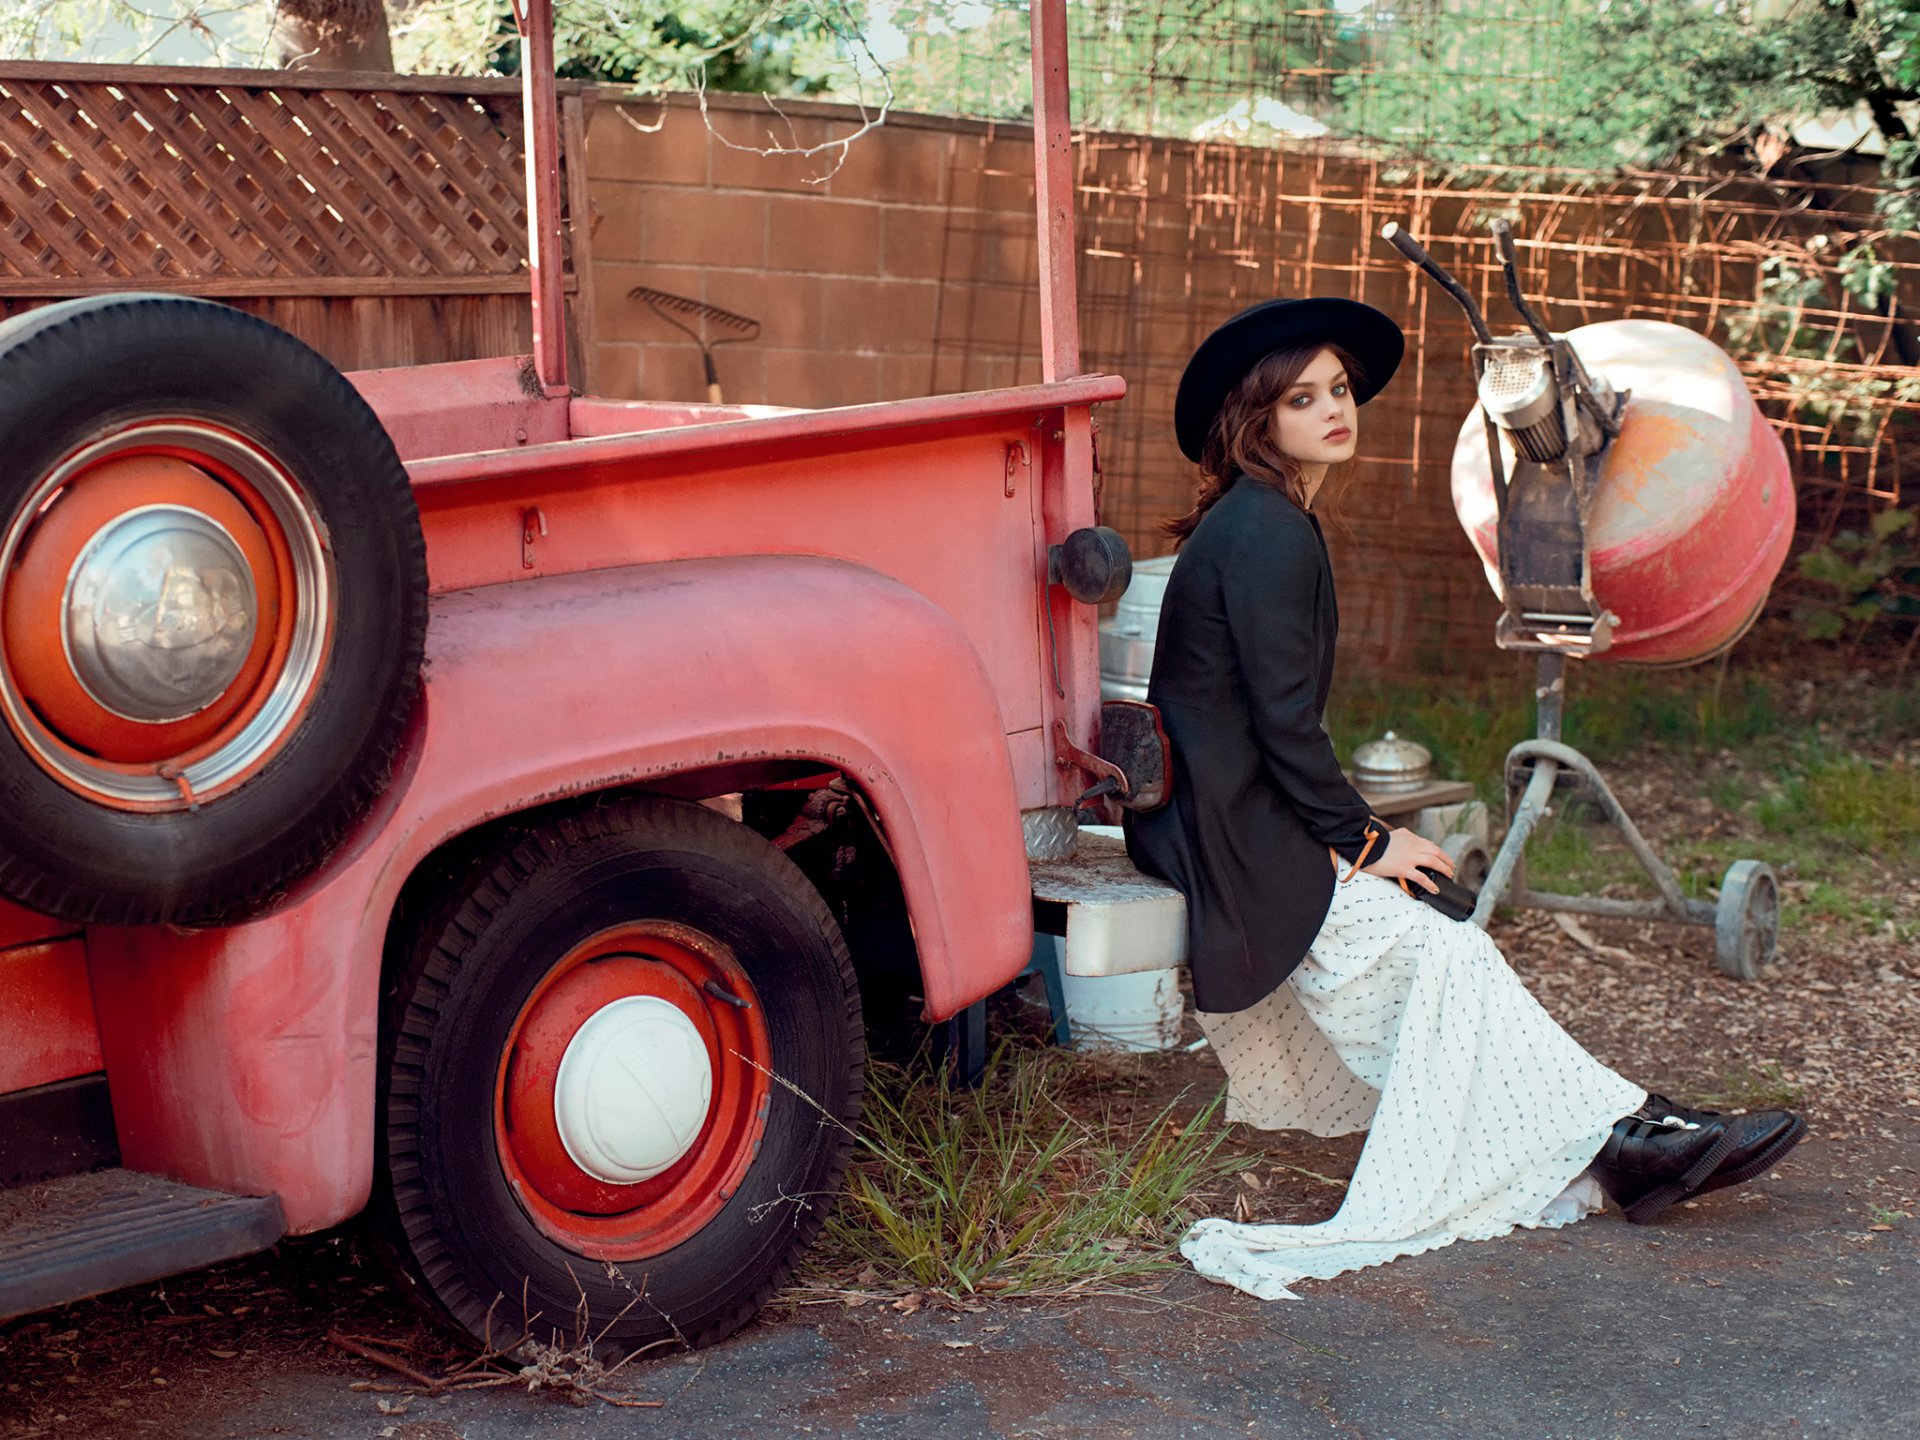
[1383,220,1788,979]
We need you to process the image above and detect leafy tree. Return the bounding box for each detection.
[0,0,872,92]
[872,0,1368,132]
[1344,0,1919,422]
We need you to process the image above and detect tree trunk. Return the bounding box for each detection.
[272,0,395,72]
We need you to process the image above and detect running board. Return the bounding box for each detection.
[1030,826,1186,978]
[0,1168,286,1321]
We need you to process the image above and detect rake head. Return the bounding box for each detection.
[627,286,762,348]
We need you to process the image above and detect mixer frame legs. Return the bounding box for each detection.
[1469,656,1772,977]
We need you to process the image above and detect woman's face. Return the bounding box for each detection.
[1267,347,1357,469]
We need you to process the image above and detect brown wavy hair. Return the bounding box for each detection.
[1161,342,1364,543]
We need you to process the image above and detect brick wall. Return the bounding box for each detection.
[582,92,1884,679]
[583,92,1506,678]
[585,93,1043,410]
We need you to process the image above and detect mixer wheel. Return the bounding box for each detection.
[1714,860,1779,981]
[1440,833,1492,892]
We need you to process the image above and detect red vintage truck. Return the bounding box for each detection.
[0,0,1182,1353]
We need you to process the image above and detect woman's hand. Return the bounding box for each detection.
[1361,827,1455,893]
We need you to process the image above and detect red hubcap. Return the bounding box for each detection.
[495,922,772,1260]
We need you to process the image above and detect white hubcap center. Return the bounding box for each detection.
[553,996,714,1184]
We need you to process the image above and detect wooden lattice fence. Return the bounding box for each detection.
[0,61,596,376]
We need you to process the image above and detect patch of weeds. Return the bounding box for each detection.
[1696,1060,1803,1111]
[1561,665,1782,763]
[1329,663,1786,802]
[815,1042,1239,1297]
[1328,674,1526,801]
[1756,752,1920,856]
[1523,812,1646,895]
[1781,881,1907,933]
[1865,1203,1910,1227]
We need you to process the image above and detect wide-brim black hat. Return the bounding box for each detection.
[1174,297,1405,462]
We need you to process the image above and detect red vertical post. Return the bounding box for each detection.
[518,0,570,398]
[1030,0,1081,382]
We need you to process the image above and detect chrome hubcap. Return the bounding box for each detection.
[0,422,332,808]
[64,505,258,722]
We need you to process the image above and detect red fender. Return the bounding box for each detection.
[86,556,1031,1231]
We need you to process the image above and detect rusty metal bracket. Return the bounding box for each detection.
[1004,439,1030,498]
[1052,719,1129,796]
[521,506,548,569]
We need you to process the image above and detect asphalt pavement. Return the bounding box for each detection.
[185,1129,1916,1440]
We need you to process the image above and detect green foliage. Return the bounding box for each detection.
[552,0,861,91]
[1561,668,1783,763]
[1326,674,1525,804]
[1792,508,1920,644]
[1696,1060,1803,1111]
[1343,0,1918,440]
[1755,749,1920,856]
[817,1043,1239,1294]
[1345,0,1920,173]
[1725,255,1841,359]
[0,0,260,64]
[1328,664,1783,804]
[1341,0,1818,171]
[392,0,868,90]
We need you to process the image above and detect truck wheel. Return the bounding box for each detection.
[0,294,426,924]
[377,797,865,1356]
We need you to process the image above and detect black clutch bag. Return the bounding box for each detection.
[1399,866,1479,922]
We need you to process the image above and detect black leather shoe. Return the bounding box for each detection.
[1591,1111,1739,1224]
[1638,1093,1806,1198]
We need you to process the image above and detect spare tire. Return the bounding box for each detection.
[0,294,428,925]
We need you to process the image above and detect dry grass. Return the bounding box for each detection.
[792,1042,1243,1303]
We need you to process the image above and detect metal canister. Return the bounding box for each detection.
[1098,555,1177,703]
[1352,731,1433,792]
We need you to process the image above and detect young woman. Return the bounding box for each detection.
[1124,297,1804,1300]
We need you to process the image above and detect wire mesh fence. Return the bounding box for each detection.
[873,0,1917,574]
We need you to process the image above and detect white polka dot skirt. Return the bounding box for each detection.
[1182,869,1647,1300]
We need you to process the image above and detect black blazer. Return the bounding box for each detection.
[1124,476,1379,1014]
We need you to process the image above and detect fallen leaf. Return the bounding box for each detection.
[207,1349,239,1360]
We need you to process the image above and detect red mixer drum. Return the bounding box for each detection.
[1451,319,1794,666]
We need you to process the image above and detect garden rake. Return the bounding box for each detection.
[627,285,762,404]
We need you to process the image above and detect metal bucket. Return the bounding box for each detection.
[1098,555,1177,702]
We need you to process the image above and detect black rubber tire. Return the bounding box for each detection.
[375,797,865,1356]
[0,294,427,925]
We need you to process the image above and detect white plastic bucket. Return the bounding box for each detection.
[1053,940,1184,1053]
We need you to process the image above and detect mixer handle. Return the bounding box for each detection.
[1379,223,1493,345]
[1489,219,1556,347]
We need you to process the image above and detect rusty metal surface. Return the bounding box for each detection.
[1030,0,1081,383]
[348,356,570,460]
[400,375,1128,490]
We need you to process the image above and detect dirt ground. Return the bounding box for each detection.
[3,744,1916,1439]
